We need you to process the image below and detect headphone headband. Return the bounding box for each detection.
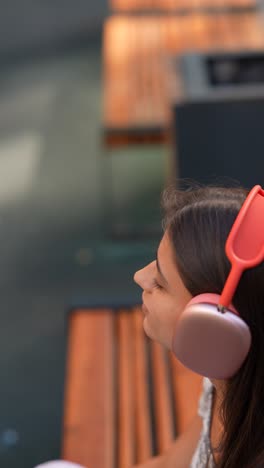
[219,185,264,309]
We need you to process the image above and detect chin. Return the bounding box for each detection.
[142,317,152,338]
[142,317,156,341]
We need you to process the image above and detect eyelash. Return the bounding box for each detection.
[153,278,162,290]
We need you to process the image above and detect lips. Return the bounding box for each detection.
[142,303,149,315]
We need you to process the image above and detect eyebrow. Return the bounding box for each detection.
[156,251,169,285]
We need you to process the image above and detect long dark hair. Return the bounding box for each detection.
[162,183,264,468]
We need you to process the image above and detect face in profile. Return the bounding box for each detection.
[134,231,192,349]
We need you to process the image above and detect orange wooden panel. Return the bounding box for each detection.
[117,310,136,468]
[150,341,175,453]
[103,13,264,142]
[133,307,153,463]
[170,353,203,435]
[62,309,115,468]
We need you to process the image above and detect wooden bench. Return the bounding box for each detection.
[62,307,202,468]
[110,0,257,13]
[103,12,264,146]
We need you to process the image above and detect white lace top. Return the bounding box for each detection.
[190,377,215,468]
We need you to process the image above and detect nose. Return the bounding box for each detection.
[134,261,155,291]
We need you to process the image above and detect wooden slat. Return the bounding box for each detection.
[62,310,115,468]
[151,341,175,453]
[62,308,208,466]
[111,0,257,12]
[170,353,203,435]
[103,13,264,144]
[133,307,153,463]
[117,310,136,468]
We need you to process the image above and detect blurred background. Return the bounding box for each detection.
[1,1,264,467]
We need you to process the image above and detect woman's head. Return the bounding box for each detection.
[134,183,264,467]
[134,184,251,349]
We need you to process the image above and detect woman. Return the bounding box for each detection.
[134,184,264,467]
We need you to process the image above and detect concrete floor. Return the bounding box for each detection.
[0,36,169,467]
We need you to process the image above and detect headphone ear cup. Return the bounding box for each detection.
[171,294,251,379]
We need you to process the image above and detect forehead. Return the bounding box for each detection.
[158,232,185,291]
[158,232,175,269]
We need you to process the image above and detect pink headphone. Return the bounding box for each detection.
[171,185,264,379]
